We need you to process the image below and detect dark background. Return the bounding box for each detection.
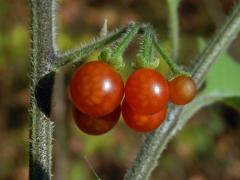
[0,0,240,179]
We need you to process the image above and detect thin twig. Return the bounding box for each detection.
[100,19,108,37]
[83,155,101,180]
[111,22,140,59]
[167,0,181,61]
[151,33,180,75]
[124,1,240,180]
[51,27,128,71]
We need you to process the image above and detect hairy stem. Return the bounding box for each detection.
[192,1,240,88]
[152,33,180,75]
[51,27,128,71]
[141,28,152,61]
[111,23,140,59]
[110,23,140,69]
[29,0,56,179]
[203,0,240,61]
[136,28,159,69]
[124,2,240,180]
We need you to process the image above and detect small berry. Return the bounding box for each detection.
[169,75,196,105]
[122,99,167,132]
[70,61,124,116]
[125,68,169,115]
[73,106,121,135]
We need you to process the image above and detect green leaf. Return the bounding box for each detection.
[179,39,240,126]
[202,53,240,97]
[223,97,240,112]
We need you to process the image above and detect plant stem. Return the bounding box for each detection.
[29,0,56,179]
[203,0,240,61]
[51,27,128,71]
[151,32,180,75]
[111,23,140,59]
[192,1,240,88]
[135,28,159,69]
[110,23,140,69]
[141,28,152,62]
[167,0,181,61]
[124,1,240,180]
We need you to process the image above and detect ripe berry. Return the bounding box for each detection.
[125,68,169,115]
[169,75,196,105]
[73,106,121,135]
[70,61,124,116]
[122,99,167,132]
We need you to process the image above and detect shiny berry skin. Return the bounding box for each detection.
[125,68,169,115]
[70,61,124,116]
[122,99,167,132]
[169,75,196,105]
[73,106,121,135]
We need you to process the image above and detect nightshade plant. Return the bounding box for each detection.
[29,0,240,179]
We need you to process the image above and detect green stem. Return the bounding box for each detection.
[135,28,159,69]
[51,27,127,71]
[124,1,240,179]
[167,0,181,61]
[141,28,152,61]
[109,23,140,70]
[151,32,180,74]
[29,0,56,179]
[192,1,240,88]
[111,23,140,59]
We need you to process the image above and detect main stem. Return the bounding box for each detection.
[29,0,56,179]
[124,2,240,180]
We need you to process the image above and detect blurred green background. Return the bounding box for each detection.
[1,0,240,179]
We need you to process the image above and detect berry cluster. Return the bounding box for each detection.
[70,61,196,135]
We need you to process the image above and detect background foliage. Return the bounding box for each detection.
[0,0,240,179]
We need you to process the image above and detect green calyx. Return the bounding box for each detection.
[96,22,189,76]
[99,48,112,63]
[135,27,159,69]
[99,22,140,71]
[135,55,160,69]
[98,48,124,71]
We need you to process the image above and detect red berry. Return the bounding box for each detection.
[169,75,196,105]
[125,68,169,115]
[70,61,124,116]
[122,99,167,132]
[73,106,121,135]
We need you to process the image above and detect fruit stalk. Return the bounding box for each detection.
[124,1,240,179]
[167,0,181,62]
